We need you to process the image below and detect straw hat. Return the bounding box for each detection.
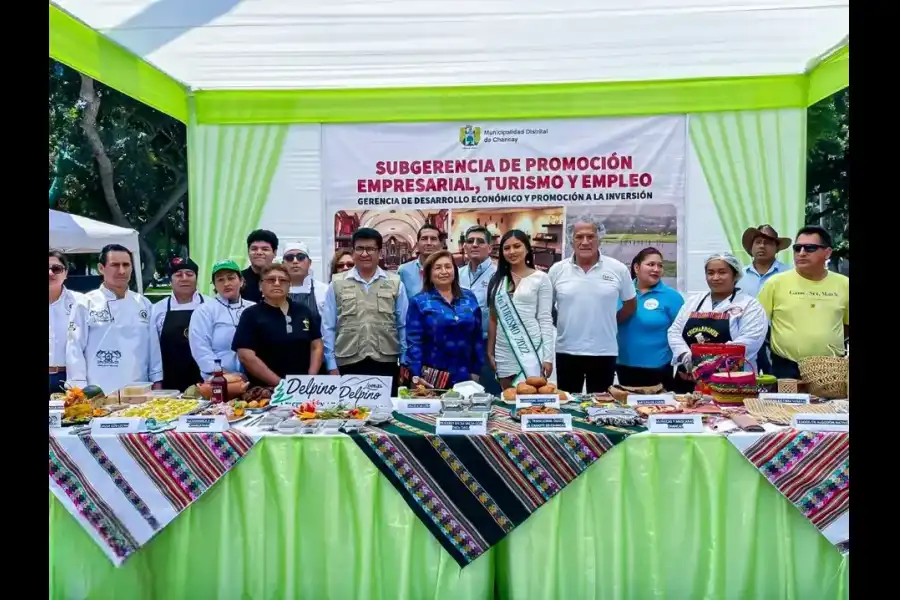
[741,225,791,256]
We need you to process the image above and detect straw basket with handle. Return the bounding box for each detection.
[798,346,848,400]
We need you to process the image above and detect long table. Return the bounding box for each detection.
[49,433,848,599]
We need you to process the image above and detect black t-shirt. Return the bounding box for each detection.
[241,267,263,304]
[232,299,322,387]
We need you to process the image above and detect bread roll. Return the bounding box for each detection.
[537,383,557,394]
[526,376,548,388]
[516,383,538,395]
[558,392,568,401]
[502,388,517,401]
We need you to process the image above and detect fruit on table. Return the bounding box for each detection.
[82,385,104,399]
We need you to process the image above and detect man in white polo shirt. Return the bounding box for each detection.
[549,215,636,393]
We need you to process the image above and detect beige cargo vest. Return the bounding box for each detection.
[332,272,402,366]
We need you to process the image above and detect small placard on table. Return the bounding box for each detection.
[435,417,488,435]
[175,415,231,433]
[791,413,849,432]
[90,417,147,434]
[521,413,573,432]
[648,413,704,433]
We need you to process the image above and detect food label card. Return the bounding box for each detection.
[435,417,487,435]
[176,415,231,433]
[516,394,561,409]
[627,394,676,407]
[791,413,849,432]
[760,393,811,405]
[521,413,573,432]
[648,414,704,433]
[90,417,147,434]
[396,399,442,414]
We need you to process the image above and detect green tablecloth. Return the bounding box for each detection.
[49,434,849,599]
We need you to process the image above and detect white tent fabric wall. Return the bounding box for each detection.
[52,0,848,90]
[49,209,145,294]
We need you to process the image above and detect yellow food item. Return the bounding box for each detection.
[233,407,246,418]
[116,399,200,422]
[259,399,270,408]
[299,411,317,420]
[502,388,517,401]
[65,403,92,420]
[248,401,259,409]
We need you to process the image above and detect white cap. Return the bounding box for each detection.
[704,252,743,281]
[282,242,310,257]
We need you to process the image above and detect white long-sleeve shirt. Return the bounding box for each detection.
[666,291,768,370]
[66,286,163,393]
[49,287,84,367]
[188,295,255,379]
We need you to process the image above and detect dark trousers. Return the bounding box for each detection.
[49,370,66,397]
[556,354,616,394]
[770,352,801,380]
[757,340,773,376]
[616,364,674,390]
[339,358,401,396]
[477,345,502,396]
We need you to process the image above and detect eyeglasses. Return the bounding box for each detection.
[262,277,290,285]
[792,243,826,253]
[49,265,66,274]
[465,238,488,246]
[283,254,308,262]
[353,246,379,255]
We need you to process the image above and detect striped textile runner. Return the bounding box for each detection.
[49,431,260,566]
[729,430,849,550]
[350,403,643,567]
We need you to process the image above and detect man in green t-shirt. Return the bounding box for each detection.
[757,226,849,379]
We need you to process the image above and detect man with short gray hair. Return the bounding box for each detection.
[459,225,500,394]
[549,215,635,392]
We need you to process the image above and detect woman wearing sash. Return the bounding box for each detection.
[486,230,555,389]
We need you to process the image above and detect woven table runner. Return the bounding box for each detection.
[729,430,849,552]
[351,402,643,567]
[49,430,261,566]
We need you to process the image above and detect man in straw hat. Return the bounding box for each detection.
[739,225,790,375]
[739,224,791,297]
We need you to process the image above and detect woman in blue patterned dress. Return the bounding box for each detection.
[405,250,484,388]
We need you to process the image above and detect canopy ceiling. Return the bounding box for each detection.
[49,1,849,124]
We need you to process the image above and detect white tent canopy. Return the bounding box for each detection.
[49,209,144,293]
[53,0,848,91]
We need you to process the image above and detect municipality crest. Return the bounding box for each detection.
[459,125,481,148]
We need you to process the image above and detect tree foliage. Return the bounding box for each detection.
[48,59,188,285]
[806,89,849,258]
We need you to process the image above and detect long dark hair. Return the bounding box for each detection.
[630,247,663,279]
[421,250,462,298]
[487,230,534,308]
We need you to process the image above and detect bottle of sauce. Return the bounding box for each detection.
[210,359,227,404]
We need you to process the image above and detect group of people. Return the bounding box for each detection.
[49,217,849,398]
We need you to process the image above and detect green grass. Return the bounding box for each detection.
[662,260,678,277]
[604,233,678,243]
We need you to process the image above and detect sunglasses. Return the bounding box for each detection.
[49,265,66,274]
[465,238,488,246]
[283,253,308,262]
[337,261,354,270]
[792,243,826,253]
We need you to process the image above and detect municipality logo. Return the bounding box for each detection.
[459,125,481,148]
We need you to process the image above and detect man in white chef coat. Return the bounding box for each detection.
[67,244,163,394]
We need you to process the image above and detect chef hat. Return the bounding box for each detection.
[704,252,743,281]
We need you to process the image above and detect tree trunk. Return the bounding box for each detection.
[79,75,130,228]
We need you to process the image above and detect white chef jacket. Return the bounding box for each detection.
[188,295,255,379]
[150,291,211,335]
[66,285,163,393]
[666,290,769,370]
[49,287,85,367]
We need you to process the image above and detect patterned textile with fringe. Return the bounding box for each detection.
[49,431,260,566]
[350,402,643,567]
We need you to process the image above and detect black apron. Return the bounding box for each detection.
[288,281,327,374]
[671,292,736,393]
[160,296,204,391]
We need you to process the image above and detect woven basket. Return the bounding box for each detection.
[690,343,746,393]
[798,348,848,399]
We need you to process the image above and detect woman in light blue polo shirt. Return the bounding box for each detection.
[616,248,684,388]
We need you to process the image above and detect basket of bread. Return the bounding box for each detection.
[607,383,665,404]
[501,377,568,403]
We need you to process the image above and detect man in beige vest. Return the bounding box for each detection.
[321,228,409,394]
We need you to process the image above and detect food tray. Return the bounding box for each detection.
[743,398,839,426]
